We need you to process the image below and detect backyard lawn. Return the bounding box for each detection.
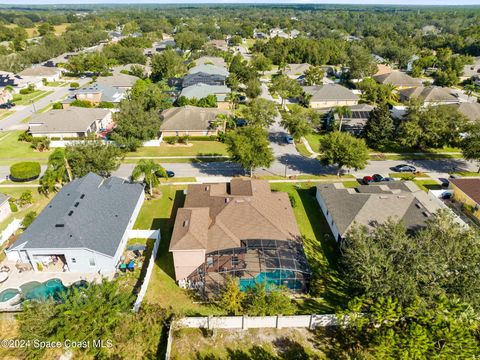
[0,131,50,165]
[127,141,228,158]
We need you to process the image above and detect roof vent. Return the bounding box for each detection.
[422,211,430,218]
[68,211,74,216]
[55,224,65,227]
[379,195,389,199]
[80,194,85,199]
[415,203,423,209]
[183,220,189,227]
[225,198,230,203]
[204,186,209,191]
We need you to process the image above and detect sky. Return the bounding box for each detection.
[0,0,479,5]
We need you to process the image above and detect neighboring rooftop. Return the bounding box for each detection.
[0,193,9,206]
[317,181,447,238]
[97,73,138,88]
[68,82,126,103]
[28,108,111,134]
[373,71,422,87]
[448,102,480,122]
[160,106,229,131]
[193,56,227,68]
[450,178,480,204]
[399,86,459,103]
[462,57,480,78]
[303,84,359,101]
[180,83,230,101]
[188,64,229,77]
[285,63,310,77]
[8,173,144,257]
[18,65,61,78]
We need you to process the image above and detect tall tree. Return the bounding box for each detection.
[251,53,272,74]
[219,276,245,315]
[280,104,318,140]
[151,49,186,81]
[332,106,352,132]
[131,160,166,196]
[271,74,303,107]
[242,98,277,128]
[303,65,324,86]
[363,104,394,148]
[460,122,480,172]
[225,126,274,176]
[319,131,369,176]
[347,45,377,79]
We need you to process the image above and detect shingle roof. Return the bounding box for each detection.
[18,65,61,77]
[28,108,111,134]
[180,83,230,101]
[97,73,138,88]
[303,84,359,101]
[194,56,227,68]
[317,181,445,237]
[73,82,126,103]
[451,178,480,204]
[450,102,480,122]
[160,106,230,131]
[188,64,229,77]
[8,173,144,257]
[373,71,422,87]
[170,179,301,253]
[399,86,458,103]
[285,63,310,76]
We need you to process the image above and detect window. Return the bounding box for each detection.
[89,258,95,266]
[71,258,76,263]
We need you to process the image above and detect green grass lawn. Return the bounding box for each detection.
[0,110,14,121]
[413,180,442,192]
[12,90,53,106]
[127,141,228,158]
[304,133,323,153]
[45,81,65,87]
[295,141,312,158]
[0,131,50,165]
[137,185,224,316]
[269,183,347,313]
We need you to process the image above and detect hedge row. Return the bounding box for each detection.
[10,162,41,182]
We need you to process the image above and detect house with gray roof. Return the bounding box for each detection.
[316,181,450,243]
[5,173,144,274]
[62,82,126,108]
[303,84,359,109]
[0,193,11,224]
[373,71,422,89]
[28,108,113,139]
[448,102,480,122]
[399,86,459,105]
[180,84,231,109]
[96,73,138,89]
[182,64,229,88]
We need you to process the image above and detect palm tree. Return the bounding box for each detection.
[48,148,73,183]
[131,160,165,196]
[332,106,352,132]
[465,83,477,99]
[225,91,241,116]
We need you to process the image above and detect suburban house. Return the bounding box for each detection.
[0,71,39,93]
[194,56,227,68]
[28,108,113,139]
[316,181,448,243]
[0,89,13,105]
[303,84,359,109]
[375,64,395,77]
[206,39,229,52]
[5,173,144,273]
[328,104,374,135]
[18,65,62,83]
[96,73,138,90]
[373,71,422,89]
[399,86,459,105]
[461,57,480,81]
[285,63,311,80]
[169,179,311,297]
[449,178,480,220]
[160,106,230,136]
[448,102,480,122]
[182,64,229,88]
[62,82,126,108]
[0,193,11,223]
[180,84,231,109]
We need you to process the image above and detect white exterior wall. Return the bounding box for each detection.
[310,99,358,109]
[315,190,341,242]
[0,200,11,223]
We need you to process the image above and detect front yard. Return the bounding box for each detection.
[12,90,53,106]
[0,131,50,165]
[127,141,228,158]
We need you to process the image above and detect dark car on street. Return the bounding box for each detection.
[392,164,416,173]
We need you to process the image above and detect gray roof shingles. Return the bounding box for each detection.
[9,173,144,257]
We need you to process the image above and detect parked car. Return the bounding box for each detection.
[372,174,384,182]
[363,175,374,184]
[285,135,294,144]
[166,170,175,178]
[392,164,416,173]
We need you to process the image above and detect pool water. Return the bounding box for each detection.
[20,279,68,301]
[239,270,302,291]
[0,288,20,302]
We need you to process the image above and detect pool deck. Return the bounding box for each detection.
[0,260,113,292]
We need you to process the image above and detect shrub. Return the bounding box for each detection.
[19,88,33,95]
[288,193,297,208]
[70,82,80,89]
[10,162,41,182]
[22,211,37,228]
[70,99,93,108]
[399,173,416,181]
[30,137,50,151]
[178,135,190,144]
[165,136,177,145]
[9,200,18,212]
[18,190,33,207]
[52,102,63,109]
[98,101,115,108]
[18,131,33,143]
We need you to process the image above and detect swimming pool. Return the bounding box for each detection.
[239,270,302,291]
[0,288,21,302]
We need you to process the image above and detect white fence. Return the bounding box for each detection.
[132,230,161,312]
[0,218,22,246]
[142,134,163,147]
[127,229,160,239]
[175,314,338,330]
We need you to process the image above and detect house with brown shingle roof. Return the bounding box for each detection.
[450,178,480,220]
[373,71,422,89]
[169,179,310,296]
[399,86,459,105]
[160,106,230,136]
